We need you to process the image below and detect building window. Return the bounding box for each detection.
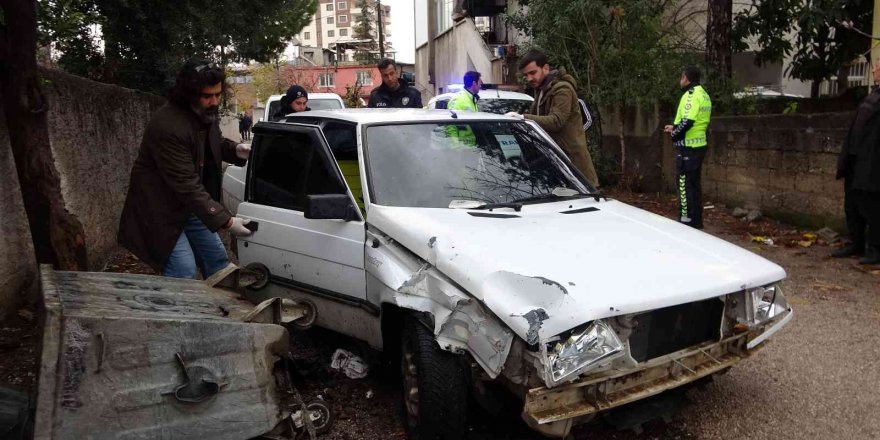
[337,1,347,9]
[319,73,335,87]
[303,31,310,40]
[327,16,334,24]
[326,3,333,11]
[339,28,348,37]
[338,15,347,23]
[356,71,373,86]
[327,30,335,37]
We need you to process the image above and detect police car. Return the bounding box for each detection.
[427,84,594,131]
[222,109,792,439]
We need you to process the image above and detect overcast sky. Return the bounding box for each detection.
[386,0,416,63]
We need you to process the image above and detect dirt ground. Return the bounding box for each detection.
[2,190,878,439]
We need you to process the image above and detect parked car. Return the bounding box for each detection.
[262,92,345,121]
[223,109,793,439]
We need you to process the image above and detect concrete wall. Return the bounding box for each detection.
[696,112,852,229]
[0,69,165,316]
[599,107,852,229]
[430,18,497,95]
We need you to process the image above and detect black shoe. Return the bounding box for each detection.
[831,243,864,258]
[858,245,880,264]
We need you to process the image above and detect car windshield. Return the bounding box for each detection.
[478,98,532,114]
[365,121,590,208]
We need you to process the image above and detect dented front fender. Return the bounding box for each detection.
[366,230,514,378]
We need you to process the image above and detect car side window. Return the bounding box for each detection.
[248,131,347,211]
[321,121,364,209]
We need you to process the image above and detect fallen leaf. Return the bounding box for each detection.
[813,281,845,292]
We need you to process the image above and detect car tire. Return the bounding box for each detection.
[401,314,468,440]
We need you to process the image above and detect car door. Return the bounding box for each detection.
[236,122,366,301]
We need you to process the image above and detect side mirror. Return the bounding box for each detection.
[304,194,359,221]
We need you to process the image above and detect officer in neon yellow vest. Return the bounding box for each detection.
[664,66,711,229]
[445,71,481,148]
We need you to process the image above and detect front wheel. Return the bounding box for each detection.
[401,314,468,440]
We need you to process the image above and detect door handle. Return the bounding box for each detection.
[244,221,259,232]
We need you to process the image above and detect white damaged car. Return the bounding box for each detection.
[223,109,793,439]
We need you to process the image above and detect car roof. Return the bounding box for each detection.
[431,90,534,102]
[284,108,520,124]
[266,92,343,102]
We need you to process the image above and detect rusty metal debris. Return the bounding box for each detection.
[34,265,330,440]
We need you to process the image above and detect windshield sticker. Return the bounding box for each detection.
[495,135,521,159]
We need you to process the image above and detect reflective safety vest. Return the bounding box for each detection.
[448,90,479,112]
[445,90,479,147]
[674,85,712,148]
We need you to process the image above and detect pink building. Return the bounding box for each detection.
[281,64,381,102]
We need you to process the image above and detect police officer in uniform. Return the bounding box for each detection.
[448,71,481,112]
[368,58,423,108]
[664,66,712,229]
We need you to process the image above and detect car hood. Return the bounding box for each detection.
[368,199,786,344]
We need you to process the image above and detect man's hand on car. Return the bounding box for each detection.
[504,112,525,120]
[225,217,253,236]
[236,143,251,160]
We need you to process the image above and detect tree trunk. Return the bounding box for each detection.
[810,80,821,98]
[617,106,626,181]
[706,0,733,78]
[0,0,89,271]
[835,64,849,96]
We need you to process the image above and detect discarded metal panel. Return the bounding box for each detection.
[35,266,291,440]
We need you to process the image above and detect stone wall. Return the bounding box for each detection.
[0,69,165,317]
[698,112,852,229]
[599,107,854,230]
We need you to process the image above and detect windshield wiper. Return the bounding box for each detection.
[469,189,607,212]
[471,201,523,212]
[510,191,607,204]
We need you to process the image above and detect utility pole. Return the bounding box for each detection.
[377,0,385,58]
[428,0,436,90]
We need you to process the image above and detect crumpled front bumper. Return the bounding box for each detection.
[521,310,793,437]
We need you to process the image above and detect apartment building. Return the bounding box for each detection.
[296,0,394,64]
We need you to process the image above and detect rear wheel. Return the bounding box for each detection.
[400,314,468,440]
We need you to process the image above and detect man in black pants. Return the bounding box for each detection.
[832,61,880,265]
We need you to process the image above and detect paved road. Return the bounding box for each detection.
[297,218,880,440]
[568,231,880,440]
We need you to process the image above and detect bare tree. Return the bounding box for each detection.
[0,0,88,270]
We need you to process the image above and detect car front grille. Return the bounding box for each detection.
[627,298,725,363]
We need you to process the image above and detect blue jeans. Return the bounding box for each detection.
[162,216,229,279]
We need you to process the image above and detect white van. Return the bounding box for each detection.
[262,92,345,121]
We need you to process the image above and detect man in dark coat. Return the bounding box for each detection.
[832,61,880,265]
[271,85,311,121]
[367,58,422,108]
[118,60,253,278]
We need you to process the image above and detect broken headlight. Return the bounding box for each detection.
[745,284,788,325]
[545,320,624,386]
